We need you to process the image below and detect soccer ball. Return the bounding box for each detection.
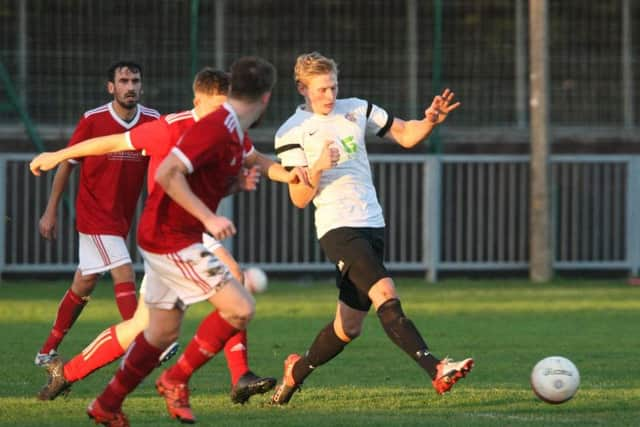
[530,356,580,404]
[243,267,268,293]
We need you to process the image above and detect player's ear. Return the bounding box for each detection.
[107,81,115,95]
[296,80,306,97]
[261,92,272,105]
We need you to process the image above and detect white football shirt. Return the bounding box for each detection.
[275,97,393,238]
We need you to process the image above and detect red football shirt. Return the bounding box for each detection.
[68,103,160,237]
[137,103,254,253]
[126,109,197,193]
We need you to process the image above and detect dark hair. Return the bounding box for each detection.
[107,61,143,82]
[229,56,277,102]
[193,67,230,95]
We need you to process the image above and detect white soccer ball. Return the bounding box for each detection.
[243,267,268,293]
[530,356,580,404]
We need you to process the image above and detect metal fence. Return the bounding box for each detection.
[2,153,637,279]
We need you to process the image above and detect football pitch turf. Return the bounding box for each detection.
[0,277,638,426]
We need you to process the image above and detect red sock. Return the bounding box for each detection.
[96,333,162,412]
[165,311,237,384]
[40,288,87,354]
[224,330,249,385]
[113,282,137,320]
[64,326,125,382]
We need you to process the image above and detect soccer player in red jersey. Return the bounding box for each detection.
[34,61,160,367]
[82,56,303,426]
[31,68,281,405]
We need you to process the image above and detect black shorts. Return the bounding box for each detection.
[319,227,389,311]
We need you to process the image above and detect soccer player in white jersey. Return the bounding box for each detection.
[271,51,473,405]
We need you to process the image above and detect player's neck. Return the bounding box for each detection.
[227,99,262,131]
[111,101,138,122]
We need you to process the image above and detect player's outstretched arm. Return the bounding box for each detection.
[245,150,310,186]
[29,133,130,175]
[386,88,461,149]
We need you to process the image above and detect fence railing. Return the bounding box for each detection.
[1,153,637,280]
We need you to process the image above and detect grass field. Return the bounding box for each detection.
[1,277,639,426]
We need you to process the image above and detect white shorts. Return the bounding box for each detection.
[140,243,232,311]
[78,233,132,276]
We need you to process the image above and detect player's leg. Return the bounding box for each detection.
[159,277,254,387]
[225,329,277,404]
[371,278,473,394]
[271,299,366,405]
[89,306,182,425]
[37,282,152,401]
[80,233,138,320]
[351,227,473,393]
[35,268,96,366]
[140,243,252,421]
[110,262,137,320]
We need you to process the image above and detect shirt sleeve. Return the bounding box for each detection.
[275,128,308,168]
[126,118,170,157]
[365,102,393,137]
[66,115,92,163]
[243,134,255,158]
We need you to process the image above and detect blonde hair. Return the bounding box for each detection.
[294,52,338,86]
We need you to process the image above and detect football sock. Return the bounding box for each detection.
[224,330,249,385]
[292,322,348,384]
[377,298,440,378]
[64,326,125,382]
[164,310,237,384]
[97,333,162,412]
[40,288,88,354]
[113,282,137,320]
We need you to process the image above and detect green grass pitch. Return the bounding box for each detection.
[1,277,639,426]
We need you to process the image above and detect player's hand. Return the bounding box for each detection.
[313,140,341,172]
[39,211,58,240]
[425,88,461,125]
[204,215,236,241]
[237,166,261,192]
[29,152,61,176]
[287,166,310,186]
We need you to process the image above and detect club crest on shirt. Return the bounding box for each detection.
[344,112,357,122]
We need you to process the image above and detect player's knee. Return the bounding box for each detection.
[341,324,362,340]
[230,298,255,329]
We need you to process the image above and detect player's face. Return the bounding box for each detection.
[300,72,338,115]
[108,67,142,110]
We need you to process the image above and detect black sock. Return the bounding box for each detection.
[292,322,348,383]
[377,298,440,378]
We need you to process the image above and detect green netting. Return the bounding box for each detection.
[0,0,637,133]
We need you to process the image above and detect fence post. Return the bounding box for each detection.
[425,156,441,282]
[627,156,640,276]
[0,157,6,282]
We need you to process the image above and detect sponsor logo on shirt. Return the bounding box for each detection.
[107,151,144,161]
